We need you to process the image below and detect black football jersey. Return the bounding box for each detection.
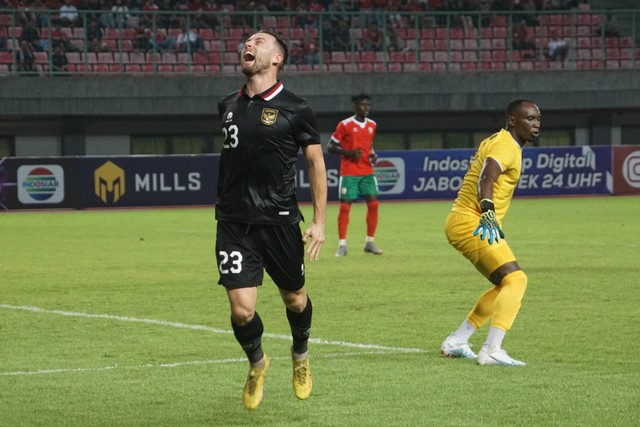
[216,81,320,225]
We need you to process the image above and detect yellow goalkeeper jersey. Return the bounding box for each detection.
[451,128,522,221]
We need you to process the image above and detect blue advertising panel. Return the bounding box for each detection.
[76,155,219,208]
[516,146,612,196]
[0,146,618,211]
[0,157,77,210]
[365,146,613,201]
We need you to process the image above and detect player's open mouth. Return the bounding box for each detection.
[243,51,256,63]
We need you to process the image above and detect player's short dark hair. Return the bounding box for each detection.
[256,29,288,70]
[506,99,534,117]
[351,93,371,104]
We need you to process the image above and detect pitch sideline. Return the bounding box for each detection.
[0,303,426,376]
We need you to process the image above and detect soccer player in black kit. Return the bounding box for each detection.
[216,30,327,410]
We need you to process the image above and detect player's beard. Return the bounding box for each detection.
[241,53,271,77]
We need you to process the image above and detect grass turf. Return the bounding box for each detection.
[1,196,639,426]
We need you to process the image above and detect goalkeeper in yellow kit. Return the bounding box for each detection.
[441,99,541,366]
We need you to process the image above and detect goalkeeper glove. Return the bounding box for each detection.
[473,199,505,245]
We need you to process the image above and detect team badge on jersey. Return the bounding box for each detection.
[261,108,279,125]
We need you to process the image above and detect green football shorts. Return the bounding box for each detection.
[338,174,379,200]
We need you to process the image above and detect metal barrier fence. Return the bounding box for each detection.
[1,9,638,76]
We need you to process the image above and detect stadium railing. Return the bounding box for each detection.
[0,8,638,76]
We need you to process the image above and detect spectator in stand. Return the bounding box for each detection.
[59,0,80,27]
[175,25,203,52]
[477,0,493,28]
[15,40,37,74]
[321,18,337,52]
[600,14,621,38]
[385,21,406,52]
[149,29,176,51]
[13,0,34,26]
[76,0,101,25]
[139,0,159,28]
[547,30,567,61]
[20,19,45,52]
[302,37,320,65]
[51,44,70,74]
[201,0,221,29]
[332,18,352,52]
[327,0,349,23]
[294,1,314,28]
[450,0,475,30]
[0,28,7,52]
[51,20,78,52]
[267,0,285,12]
[362,21,383,52]
[189,0,213,28]
[28,0,49,28]
[98,1,115,28]
[289,40,305,65]
[86,19,109,52]
[111,0,130,28]
[133,23,152,51]
[306,0,325,28]
[512,21,534,51]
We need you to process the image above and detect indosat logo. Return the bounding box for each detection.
[17,165,65,204]
[95,160,126,203]
[374,157,405,195]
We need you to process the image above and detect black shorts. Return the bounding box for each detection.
[215,221,305,291]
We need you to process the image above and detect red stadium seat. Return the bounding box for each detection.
[421,28,435,39]
[125,64,141,73]
[358,63,373,72]
[434,51,447,62]
[387,62,402,72]
[331,51,347,63]
[419,51,434,62]
[420,39,434,50]
[403,63,418,72]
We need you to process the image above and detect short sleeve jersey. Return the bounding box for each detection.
[330,116,377,177]
[216,81,320,225]
[452,128,522,221]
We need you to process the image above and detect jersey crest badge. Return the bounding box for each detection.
[261,108,279,126]
[225,112,233,123]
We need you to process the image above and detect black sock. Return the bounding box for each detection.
[286,296,313,355]
[231,312,264,364]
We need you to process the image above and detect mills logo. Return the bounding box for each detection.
[95,161,125,203]
[17,165,65,204]
[374,157,405,195]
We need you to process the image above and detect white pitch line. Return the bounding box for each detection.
[0,350,426,377]
[0,304,424,354]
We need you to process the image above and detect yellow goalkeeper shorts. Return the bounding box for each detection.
[444,211,517,277]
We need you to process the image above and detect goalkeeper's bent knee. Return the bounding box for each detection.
[492,270,528,331]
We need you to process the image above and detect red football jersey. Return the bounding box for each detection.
[330,116,377,176]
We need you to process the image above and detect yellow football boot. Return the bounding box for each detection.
[292,356,312,400]
[242,354,270,410]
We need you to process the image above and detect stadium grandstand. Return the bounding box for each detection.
[1,0,638,75]
[1,0,640,158]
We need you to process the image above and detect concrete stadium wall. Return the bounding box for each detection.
[2,70,640,155]
[2,70,640,116]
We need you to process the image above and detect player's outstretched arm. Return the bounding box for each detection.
[302,144,327,261]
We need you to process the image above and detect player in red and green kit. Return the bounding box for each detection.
[327,93,382,257]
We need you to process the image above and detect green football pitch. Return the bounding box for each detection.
[1,196,639,426]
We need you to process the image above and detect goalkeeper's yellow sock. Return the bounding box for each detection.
[492,270,528,332]
[467,286,500,330]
